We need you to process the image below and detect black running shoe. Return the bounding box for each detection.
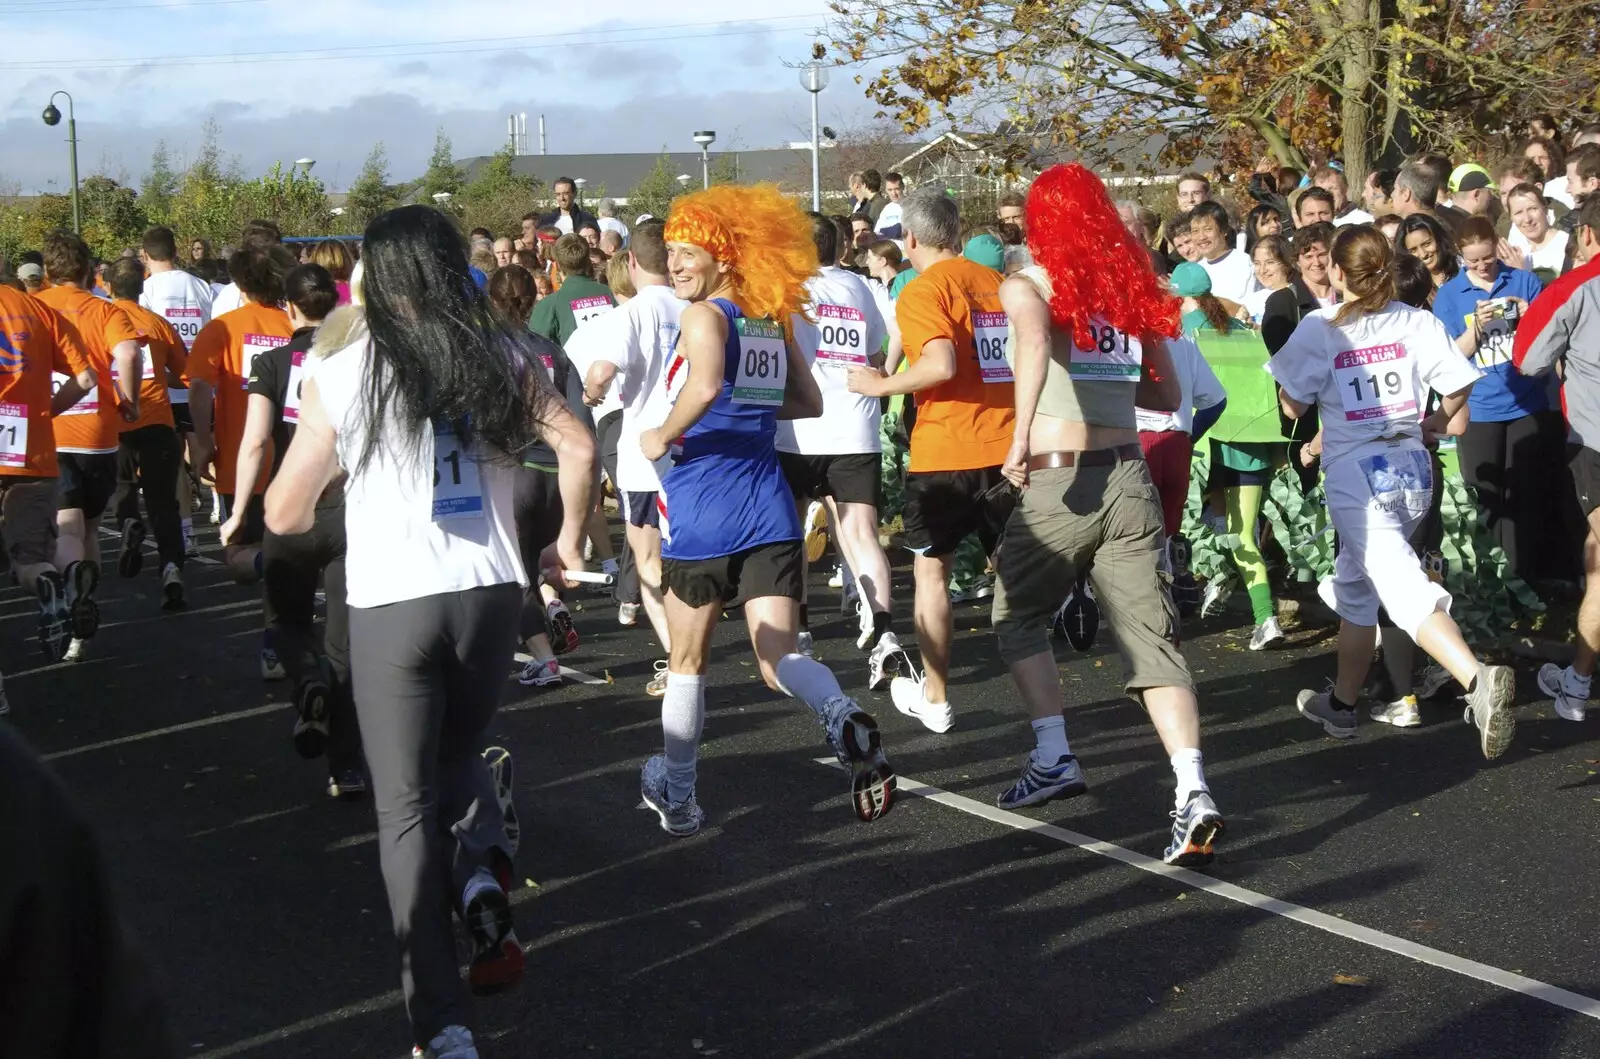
[292,679,330,759]
[35,571,70,662]
[62,560,100,640]
[118,519,146,578]
[463,877,524,996]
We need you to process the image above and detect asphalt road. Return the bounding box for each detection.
[7,521,1600,1059]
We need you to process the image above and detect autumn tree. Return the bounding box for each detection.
[345,142,396,232]
[459,144,542,238]
[419,128,465,205]
[141,141,180,227]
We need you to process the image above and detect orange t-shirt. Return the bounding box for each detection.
[894,256,1016,472]
[113,299,181,432]
[0,287,90,477]
[189,302,292,495]
[33,285,143,454]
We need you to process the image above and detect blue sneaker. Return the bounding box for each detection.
[1163,791,1225,867]
[997,753,1089,809]
[819,695,896,822]
[639,754,704,837]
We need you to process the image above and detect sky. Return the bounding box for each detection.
[0,0,883,194]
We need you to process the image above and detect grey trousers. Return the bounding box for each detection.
[348,581,522,1045]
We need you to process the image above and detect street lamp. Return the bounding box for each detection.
[799,64,829,212]
[676,174,692,191]
[41,91,81,234]
[693,130,716,189]
[294,157,316,175]
[573,177,587,207]
[432,192,453,207]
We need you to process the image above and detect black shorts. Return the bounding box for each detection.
[662,539,803,609]
[779,451,881,508]
[1569,444,1600,517]
[902,466,1016,558]
[219,492,266,547]
[622,490,660,530]
[57,451,119,519]
[171,401,194,433]
[513,466,565,569]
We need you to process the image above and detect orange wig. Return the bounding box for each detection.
[664,183,818,323]
[1025,164,1180,348]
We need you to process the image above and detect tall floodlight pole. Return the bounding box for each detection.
[800,64,829,212]
[693,130,716,188]
[41,91,81,233]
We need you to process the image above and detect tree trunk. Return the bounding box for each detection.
[1337,0,1379,194]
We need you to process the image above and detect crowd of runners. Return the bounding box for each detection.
[6,114,1600,1057]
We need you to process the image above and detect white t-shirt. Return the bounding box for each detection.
[314,337,526,609]
[875,202,903,235]
[779,267,889,456]
[1506,227,1570,274]
[1201,248,1262,304]
[211,282,244,318]
[561,313,624,423]
[599,217,629,245]
[1334,207,1376,227]
[1267,303,1482,468]
[1544,176,1576,210]
[140,268,215,403]
[588,284,683,493]
[554,213,575,235]
[1136,335,1226,434]
[1241,286,1278,327]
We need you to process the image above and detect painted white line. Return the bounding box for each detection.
[43,702,291,762]
[187,804,309,839]
[818,760,1600,1021]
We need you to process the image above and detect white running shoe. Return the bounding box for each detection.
[646,659,669,697]
[1537,663,1588,722]
[1369,694,1421,728]
[867,631,906,691]
[1464,663,1516,760]
[798,630,815,657]
[62,637,87,664]
[1200,578,1232,619]
[414,1026,478,1059]
[890,675,953,733]
[618,602,640,626]
[1249,616,1285,651]
[803,501,828,563]
[517,657,561,687]
[854,601,876,651]
[827,564,845,589]
[1416,663,1459,701]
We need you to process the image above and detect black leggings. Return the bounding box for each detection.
[1457,410,1566,581]
[110,423,184,568]
[513,466,564,642]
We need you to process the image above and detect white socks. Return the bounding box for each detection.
[1031,716,1072,763]
[1170,749,1207,807]
[775,652,844,716]
[1561,666,1593,699]
[662,672,705,803]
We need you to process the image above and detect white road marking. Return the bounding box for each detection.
[187,804,309,838]
[99,525,222,564]
[43,702,291,761]
[817,760,1600,1021]
[512,651,611,686]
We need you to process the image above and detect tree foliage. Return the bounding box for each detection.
[343,142,396,234]
[625,149,689,222]
[141,141,180,227]
[419,128,466,204]
[826,0,1600,189]
[458,144,542,238]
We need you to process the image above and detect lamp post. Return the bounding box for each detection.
[573,177,587,209]
[693,130,716,189]
[431,192,453,210]
[40,91,81,234]
[799,64,829,212]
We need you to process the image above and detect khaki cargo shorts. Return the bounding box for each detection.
[0,477,59,569]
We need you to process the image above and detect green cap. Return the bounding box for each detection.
[963,233,1006,271]
[1170,261,1211,297]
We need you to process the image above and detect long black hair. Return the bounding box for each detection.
[1394,213,1459,281]
[356,205,551,473]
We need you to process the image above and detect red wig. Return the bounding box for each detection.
[1024,164,1180,348]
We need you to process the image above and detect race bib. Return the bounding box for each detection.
[284,351,306,423]
[814,304,868,367]
[1334,342,1418,423]
[52,372,99,417]
[974,310,1012,383]
[732,318,786,406]
[242,333,289,390]
[1470,306,1516,369]
[1070,320,1143,383]
[0,402,27,468]
[570,295,613,327]
[432,424,485,522]
[163,307,203,350]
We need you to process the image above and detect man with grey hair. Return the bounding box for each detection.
[597,197,629,246]
[846,187,1016,734]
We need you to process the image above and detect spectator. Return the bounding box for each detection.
[1117,199,1166,272]
[536,177,599,235]
[1244,204,1282,253]
[17,261,43,292]
[851,213,874,249]
[1576,123,1600,149]
[1396,213,1459,293]
[1312,165,1374,226]
[1166,212,1199,265]
[1448,164,1498,218]
[598,230,624,255]
[1529,113,1563,148]
[1432,214,1558,582]
[1493,156,1564,237]
[876,171,906,236]
[512,249,541,277]
[492,237,514,267]
[190,238,210,265]
[1504,182,1570,279]
[1262,222,1337,355]
[1375,213,1403,243]
[1275,167,1303,196]
[1189,200,1260,303]
[1393,251,1436,308]
[469,246,497,284]
[576,221,601,250]
[519,211,540,248]
[1415,153,1469,230]
[1176,171,1210,211]
[846,170,867,211]
[1294,187,1336,227]
[1567,144,1600,207]
[1393,159,1450,229]
[310,238,356,305]
[1525,137,1573,208]
[1363,168,1398,215]
[996,188,1026,233]
[596,198,629,246]
[468,226,493,245]
[962,233,1005,271]
[486,264,538,327]
[856,169,886,226]
[1243,234,1295,326]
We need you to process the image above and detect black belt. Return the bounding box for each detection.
[1026,442,1144,472]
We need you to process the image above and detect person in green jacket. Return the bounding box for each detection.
[528,234,616,347]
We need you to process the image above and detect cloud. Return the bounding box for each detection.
[395,61,431,77]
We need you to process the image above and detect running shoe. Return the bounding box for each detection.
[483,745,519,858]
[210,491,223,525]
[62,637,87,664]
[1163,790,1226,867]
[841,573,859,613]
[1416,663,1459,701]
[547,600,579,655]
[117,519,146,578]
[797,629,815,658]
[1464,663,1516,760]
[997,753,1088,809]
[183,518,200,559]
[326,768,367,800]
[1370,694,1422,728]
[854,601,875,651]
[867,631,907,692]
[639,754,705,837]
[1537,663,1589,722]
[261,647,287,682]
[413,1025,479,1059]
[803,500,828,563]
[969,575,995,600]
[35,570,69,662]
[292,679,330,759]
[1200,578,1232,619]
[646,660,669,698]
[461,870,524,996]
[618,602,640,627]
[818,695,896,822]
[161,562,185,611]
[1296,688,1358,738]
[517,657,561,687]
[62,560,100,640]
[1249,616,1285,651]
[827,565,846,589]
[890,675,954,733]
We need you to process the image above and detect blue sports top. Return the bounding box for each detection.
[659,298,802,561]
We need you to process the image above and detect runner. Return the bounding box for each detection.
[189,245,298,679]
[138,225,214,558]
[636,183,897,835]
[0,277,93,666]
[264,204,593,1059]
[581,219,681,696]
[846,187,1016,734]
[104,257,186,610]
[779,212,902,686]
[1268,225,1517,757]
[34,231,144,663]
[210,220,282,318]
[227,263,366,795]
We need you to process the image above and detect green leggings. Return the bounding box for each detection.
[1225,484,1276,624]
